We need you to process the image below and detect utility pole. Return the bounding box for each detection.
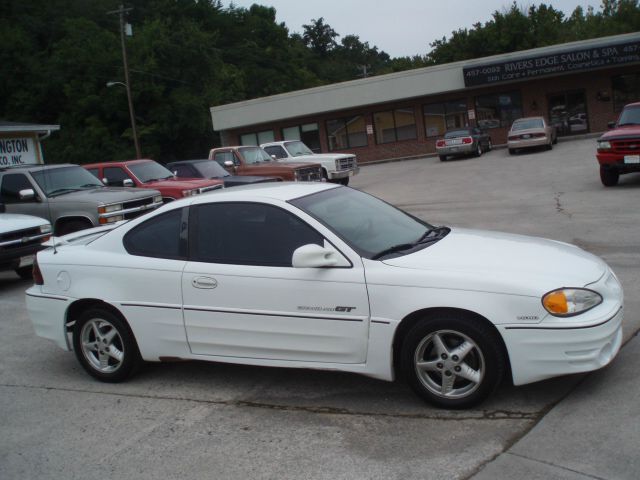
[107,4,141,159]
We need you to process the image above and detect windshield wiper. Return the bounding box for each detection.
[371,226,450,260]
[48,187,82,197]
[371,243,416,260]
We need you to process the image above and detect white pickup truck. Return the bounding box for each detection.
[261,140,359,185]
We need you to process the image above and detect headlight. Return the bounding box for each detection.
[182,189,198,197]
[597,140,611,150]
[104,215,124,223]
[542,288,602,317]
[98,203,123,214]
[39,224,52,234]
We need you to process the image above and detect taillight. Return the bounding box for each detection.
[508,135,517,141]
[33,257,44,285]
[462,137,473,144]
[436,140,445,148]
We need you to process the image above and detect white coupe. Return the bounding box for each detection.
[26,183,623,408]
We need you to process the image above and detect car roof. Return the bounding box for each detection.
[167,159,209,165]
[84,159,155,168]
[0,163,78,173]
[189,181,340,204]
[513,116,544,122]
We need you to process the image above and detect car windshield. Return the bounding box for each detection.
[239,147,272,164]
[617,106,640,126]
[511,119,544,131]
[290,187,443,259]
[189,160,230,178]
[31,166,105,196]
[444,129,471,138]
[284,141,314,156]
[128,161,173,183]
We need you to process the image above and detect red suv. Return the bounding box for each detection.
[596,102,640,186]
[84,159,223,202]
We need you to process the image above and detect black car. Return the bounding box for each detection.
[435,128,492,161]
[166,159,279,187]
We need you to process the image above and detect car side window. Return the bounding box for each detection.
[86,168,100,179]
[104,167,133,186]
[0,173,36,203]
[123,208,186,259]
[174,164,197,178]
[213,152,235,167]
[190,202,324,267]
[263,145,287,159]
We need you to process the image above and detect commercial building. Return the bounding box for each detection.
[210,32,640,163]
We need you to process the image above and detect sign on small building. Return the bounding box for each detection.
[0,121,59,166]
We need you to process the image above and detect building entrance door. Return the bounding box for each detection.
[548,91,589,137]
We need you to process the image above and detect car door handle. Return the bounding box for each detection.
[192,276,218,289]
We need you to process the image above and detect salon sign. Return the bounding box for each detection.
[0,136,40,166]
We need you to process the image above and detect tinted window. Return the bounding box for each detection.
[87,168,100,178]
[31,166,104,196]
[190,202,324,267]
[444,129,472,138]
[172,164,199,178]
[213,151,235,167]
[104,167,133,186]
[0,173,35,203]
[263,145,287,159]
[128,161,173,183]
[124,208,186,259]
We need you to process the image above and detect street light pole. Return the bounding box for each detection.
[107,4,141,159]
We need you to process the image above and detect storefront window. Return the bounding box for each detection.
[240,130,275,146]
[612,73,640,111]
[326,115,367,150]
[475,92,523,129]
[282,123,321,152]
[374,108,417,144]
[423,99,468,137]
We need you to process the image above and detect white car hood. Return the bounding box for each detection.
[382,228,607,293]
[0,213,49,233]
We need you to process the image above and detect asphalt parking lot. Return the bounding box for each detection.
[1,137,639,479]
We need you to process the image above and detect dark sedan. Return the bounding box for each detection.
[166,159,279,187]
[435,128,492,161]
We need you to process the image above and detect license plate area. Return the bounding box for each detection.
[624,155,640,164]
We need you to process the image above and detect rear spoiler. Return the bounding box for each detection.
[43,220,128,248]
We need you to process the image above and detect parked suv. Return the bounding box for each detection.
[84,159,224,202]
[596,102,640,186]
[261,140,358,185]
[209,146,323,182]
[0,164,162,235]
[0,203,51,278]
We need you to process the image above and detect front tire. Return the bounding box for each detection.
[15,266,33,279]
[600,166,619,187]
[56,219,92,236]
[400,315,505,409]
[73,308,141,382]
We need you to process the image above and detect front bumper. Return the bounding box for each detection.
[328,167,360,180]
[501,306,623,386]
[597,152,640,172]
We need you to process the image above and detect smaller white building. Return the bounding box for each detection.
[0,121,60,166]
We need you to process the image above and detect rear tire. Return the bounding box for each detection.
[474,143,482,157]
[401,314,505,409]
[439,155,447,162]
[508,148,516,155]
[73,308,141,382]
[600,166,619,187]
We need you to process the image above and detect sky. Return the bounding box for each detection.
[227,0,598,57]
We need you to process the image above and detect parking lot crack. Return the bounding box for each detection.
[554,191,572,218]
[0,383,539,421]
[505,452,608,480]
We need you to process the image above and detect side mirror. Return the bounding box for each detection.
[292,243,349,268]
[102,177,109,185]
[19,189,36,201]
[224,160,234,168]
[271,154,277,160]
[607,121,616,129]
[122,179,134,187]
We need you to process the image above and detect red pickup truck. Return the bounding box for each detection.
[596,102,640,186]
[84,159,223,202]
